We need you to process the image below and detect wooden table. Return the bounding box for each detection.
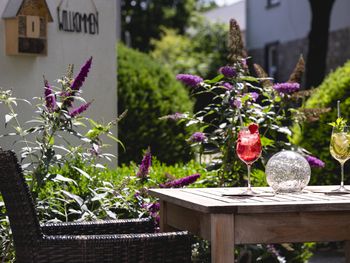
[149,186,350,263]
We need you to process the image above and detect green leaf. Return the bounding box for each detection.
[261,136,274,147]
[5,113,16,125]
[49,136,55,145]
[205,74,224,84]
[52,174,78,186]
[72,166,92,180]
[239,76,259,83]
[61,190,84,207]
[277,127,292,136]
[328,117,347,131]
[107,133,125,150]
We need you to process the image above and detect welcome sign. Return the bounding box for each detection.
[57,0,99,35]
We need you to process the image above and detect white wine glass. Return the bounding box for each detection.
[330,125,350,192]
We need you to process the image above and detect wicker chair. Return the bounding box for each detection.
[0,150,192,263]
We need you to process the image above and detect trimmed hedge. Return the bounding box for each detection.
[117,43,193,164]
[293,60,350,185]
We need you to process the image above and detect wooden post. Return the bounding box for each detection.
[211,214,235,263]
[159,200,172,232]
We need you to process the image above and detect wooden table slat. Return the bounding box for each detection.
[150,186,350,214]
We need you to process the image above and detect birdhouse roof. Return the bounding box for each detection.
[2,0,53,22]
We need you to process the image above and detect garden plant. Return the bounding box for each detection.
[165,19,330,262]
[0,57,206,262]
[0,18,340,262]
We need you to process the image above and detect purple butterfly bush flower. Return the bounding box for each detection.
[305,155,325,168]
[44,79,56,112]
[219,66,236,78]
[145,202,160,213]
[167,112,185,121]
[160,173,201,188]
[250,92,259,101]
[71,57,93,91]
[273,82,300,94]
[90,143,100,156]
[230,98,242,109]
[176,74,203,88]
[136,149,152,179]
[69,101,92,117]
[190,132,206,143]
[143,201,160,226]
[222,82,233,90]
[266,244,284,262]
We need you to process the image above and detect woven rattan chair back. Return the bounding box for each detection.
[0,150,42,261]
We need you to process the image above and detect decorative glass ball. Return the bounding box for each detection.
[266,150,311,193]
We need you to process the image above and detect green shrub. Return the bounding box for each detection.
[150,20,229,79]
[292,60,350,185]
[117,43,194,164]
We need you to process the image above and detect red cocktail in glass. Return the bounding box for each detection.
[236,123,262,195]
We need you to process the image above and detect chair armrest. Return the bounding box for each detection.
[41,218,155,236]
[37,231,192,263]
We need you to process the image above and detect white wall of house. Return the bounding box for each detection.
[246,0,350,50]
[246,0,310,49]
[330,0,350,31]
[0,0,118,153]
[204,0,246,30]
[204,0,246,42]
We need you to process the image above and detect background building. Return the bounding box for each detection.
[246,0,350,82]
[206,0,350,84]
[204,0,246,43]
[0,0,118,153]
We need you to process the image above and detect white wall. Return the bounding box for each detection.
[0,0,118,154]
[246,0,350,50]
[330,0,350,31]
[246,0,310,49]
[204,0,246,31]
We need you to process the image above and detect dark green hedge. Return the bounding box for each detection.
[117,44,193,164]
[293,60,350,185]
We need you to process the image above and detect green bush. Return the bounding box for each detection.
[292,60,350,185]
[150,20,229,79]
[117,43,194,164]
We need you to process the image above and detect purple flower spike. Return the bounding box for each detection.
[305,155,325,168]
[190,132,206,143]
[176,74,203,88]
[230,98,242,109]
[273,82,300,94]
[219,66,236,78]
[44,79,56,112]
[250,92,259,101]
[137,148,152,179]
[71,57,93,91]
[146,202,160,213]
[168,112,185,121]
[160,173,201,188]
[69,101,92,117]
[222,82,233,90]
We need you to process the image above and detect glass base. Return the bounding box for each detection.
[331,185,350,194]
[239,188,259,196]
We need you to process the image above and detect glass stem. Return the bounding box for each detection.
[247,164,252,190]
[341,162,345,188]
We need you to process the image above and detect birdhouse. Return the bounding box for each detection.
[2,0,53,56]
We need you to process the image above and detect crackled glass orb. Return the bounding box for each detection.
[266,150,311,193]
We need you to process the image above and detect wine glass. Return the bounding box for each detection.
[236,124,262,195]
[330,126,350,192]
